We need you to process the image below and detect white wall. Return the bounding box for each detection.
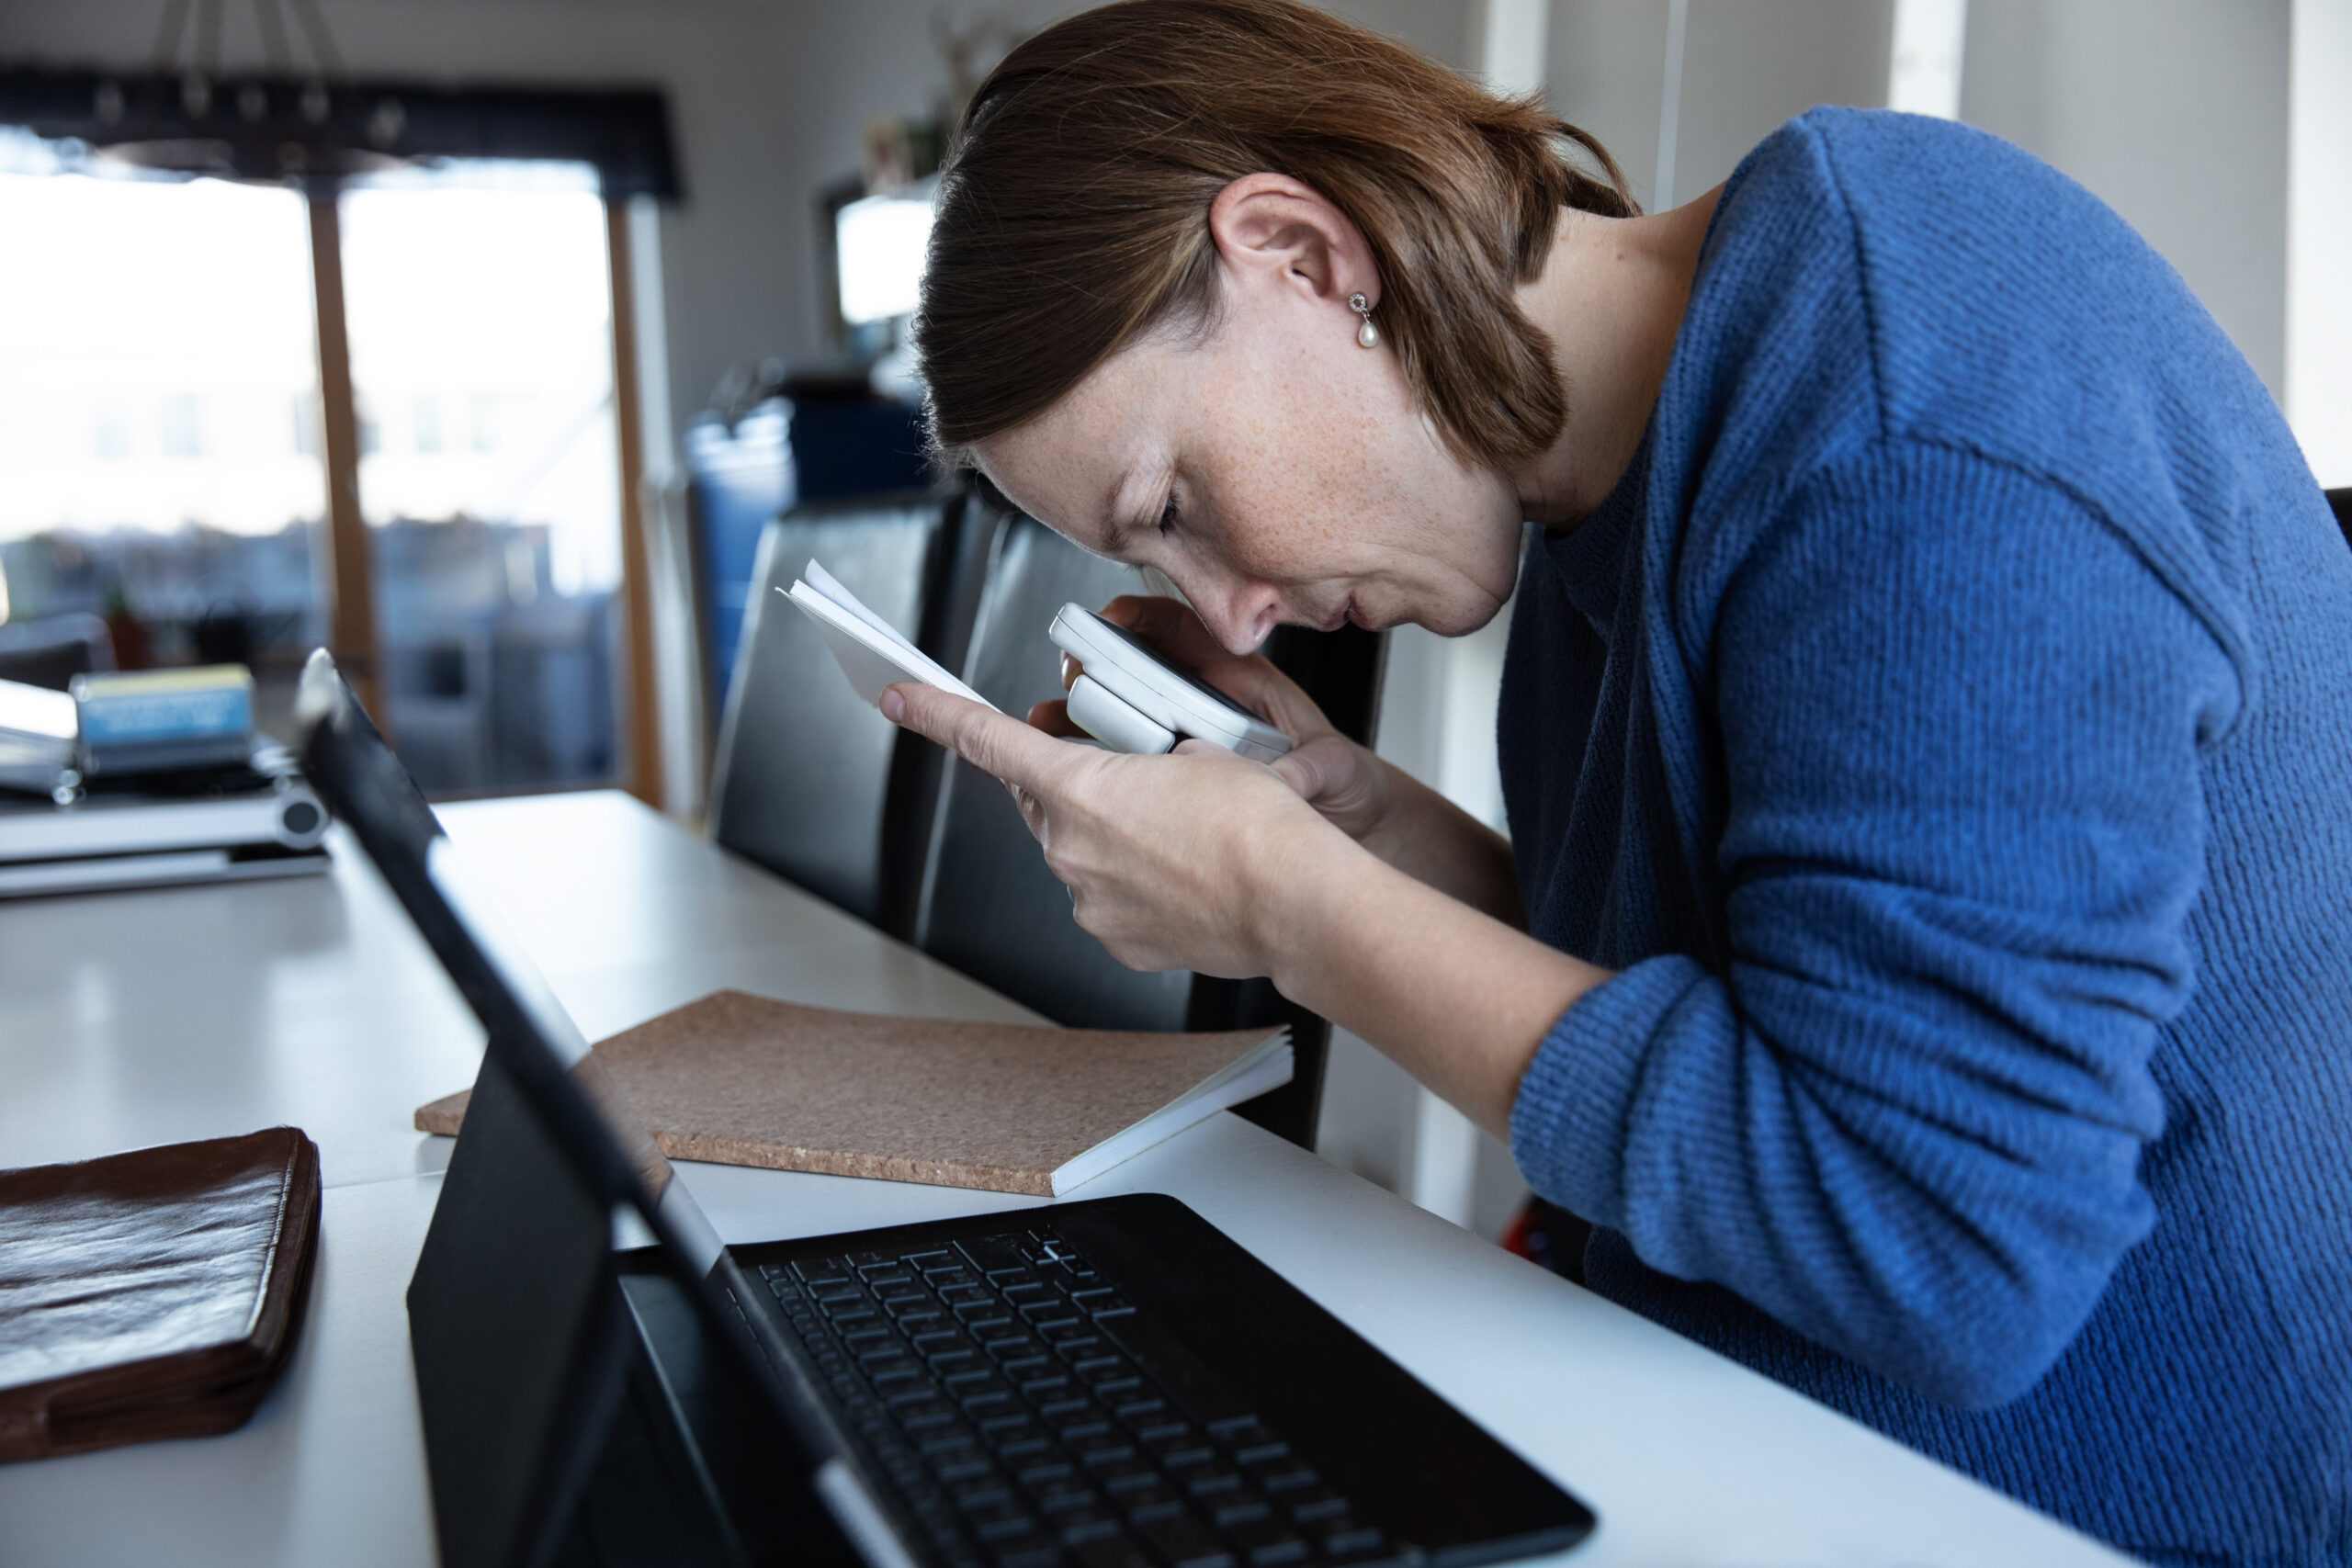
[2289,0,2352,486]
[1962,0,2293,399]
[1887,0,1969,119]
[1540,1,2297,400]
[1550,0,1894,211]
[1676,0,1894,201]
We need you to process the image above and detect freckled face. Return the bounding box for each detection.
[972,289,1526,655]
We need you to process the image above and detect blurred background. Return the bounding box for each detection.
[0,0,2342,1235]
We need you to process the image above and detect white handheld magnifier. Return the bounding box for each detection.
[1046,604,1293,764]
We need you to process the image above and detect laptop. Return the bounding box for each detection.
[291,650,1597,1568]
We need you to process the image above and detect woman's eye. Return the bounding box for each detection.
[1158,495,1180,536]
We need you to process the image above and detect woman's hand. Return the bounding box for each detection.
[880,669,1603,1137]
[1030,597,1527,925]
[1025,595,1397,844]
[880,679,1341,978]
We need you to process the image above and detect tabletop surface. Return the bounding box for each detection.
[0,790,2137,1568]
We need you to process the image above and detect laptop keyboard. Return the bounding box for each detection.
[757,1225,1408,1568]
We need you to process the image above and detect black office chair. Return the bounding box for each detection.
[913,511,1385,1147]
[707,488,994,935]
[2326,488,2351,549]
[0,612,115,691]
[913,515,1191,1029]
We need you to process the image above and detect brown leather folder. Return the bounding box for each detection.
[0,1126,322,1462]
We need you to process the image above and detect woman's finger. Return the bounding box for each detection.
[883,682,1080,792]
[1026,697,1088,739]
[1005,778,1048,840]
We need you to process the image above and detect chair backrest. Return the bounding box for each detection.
[912,515,1194,1032]
[707,489,968,932]
[0,612,114,692]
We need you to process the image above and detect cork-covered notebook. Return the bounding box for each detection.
[415,989,1290,1197]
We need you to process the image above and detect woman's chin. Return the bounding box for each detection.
[1413,593,1510,638]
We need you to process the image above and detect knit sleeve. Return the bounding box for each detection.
[1509,441,2243,1408]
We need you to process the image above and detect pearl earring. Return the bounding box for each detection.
[1348,292,1380,349]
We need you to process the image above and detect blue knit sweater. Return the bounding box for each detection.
[1499,108,2352,1566]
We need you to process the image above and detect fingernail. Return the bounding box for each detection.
[880,688,905,721]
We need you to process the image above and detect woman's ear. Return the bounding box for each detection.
[1207,173,1381,313]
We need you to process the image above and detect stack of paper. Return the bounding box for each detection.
[784,562,998,711]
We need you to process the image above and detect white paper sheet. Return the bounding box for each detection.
[782,567,997,711]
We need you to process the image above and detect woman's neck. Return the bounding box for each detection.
[1509,187,1721,527]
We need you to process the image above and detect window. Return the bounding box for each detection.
[0,149,643,795]
[338,166,626,794]
[0,161,328,726]
[157,394,202,459]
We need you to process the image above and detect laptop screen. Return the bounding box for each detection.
[292,649,888,1568]
[292,649,718,1263]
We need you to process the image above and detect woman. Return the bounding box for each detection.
[884,3,2352,1562]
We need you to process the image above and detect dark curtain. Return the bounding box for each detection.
[0,65,681,198]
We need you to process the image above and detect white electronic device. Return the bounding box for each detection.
[1047,603,1293,764]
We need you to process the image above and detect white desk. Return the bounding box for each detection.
[0,791,2135,1568]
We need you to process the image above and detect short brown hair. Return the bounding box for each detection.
[917,0,1635,471]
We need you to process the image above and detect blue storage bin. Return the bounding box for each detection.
[685,401,795,717]
[686,390,931,717]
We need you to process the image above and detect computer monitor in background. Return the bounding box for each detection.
[835,180,935,331]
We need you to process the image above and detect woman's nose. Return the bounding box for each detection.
[1190,577,1281,656]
